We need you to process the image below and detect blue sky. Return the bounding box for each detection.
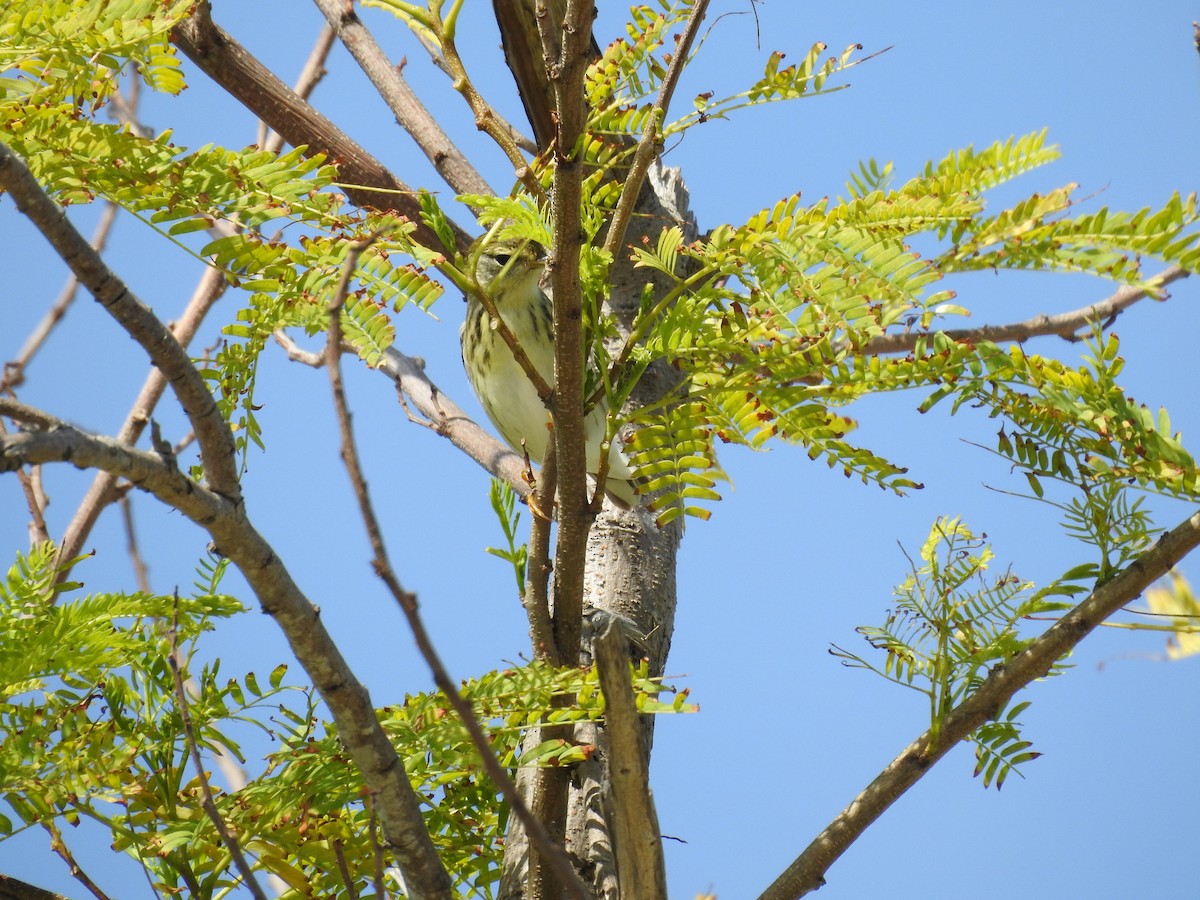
[2,2,1199,897]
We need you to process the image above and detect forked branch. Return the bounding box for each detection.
[170,1,471,254]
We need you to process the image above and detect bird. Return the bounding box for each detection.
[460,236,640,509]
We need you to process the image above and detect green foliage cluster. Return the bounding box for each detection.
[5,0,1200,890]
[831,518,1076,789]
[427,3,1200,525]
[0,0,189,106]
[617,128,1200,523]
[8,0,1197,524]
[0,547,695,897]
[2,0,443,468]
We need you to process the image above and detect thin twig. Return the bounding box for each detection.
[166,595,270,900]
[57,262,230,574]
[367,796,386,898]
[0,417,50,546]
[758,508,1200,900]
[40,820,111,900]
[323,240,591,900]
[119,496,152,593]
[862,265,1189,355]
[273,329,327,367]
[1,203,119,394]
[602,0,710,263]
[0,139,242,505]
[261,22,337,152]
[332,839,359,899]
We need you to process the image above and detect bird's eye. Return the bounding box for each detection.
[493,253,513,266]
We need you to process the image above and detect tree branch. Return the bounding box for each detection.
[510,7,603,896]
[310,0,495,198]
[758,507,1200,900]
[1,203,118,394]
[0,407,454,900]
[601,0,709,263]
[0,139,243,506]
[593,624,667,899]
[494,0,572,152]
[170,1,472,255]
[260,21,337,151]
[862,266,1188,355]
[0,874,72,900]
[57,263,229,570]
[323,243,590,900]
[41,817,112,900]
[376,347,532,496]
[546,0,599,673]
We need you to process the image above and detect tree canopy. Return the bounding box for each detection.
[2,2,1199,898]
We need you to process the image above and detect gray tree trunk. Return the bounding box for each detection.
[498,162,697,899]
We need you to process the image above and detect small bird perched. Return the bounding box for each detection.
[460,237,639,508]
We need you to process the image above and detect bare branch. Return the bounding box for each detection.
[1,203,118,394]
[274,329,328,367]
[311,0,494,198]
[119,496,151,594]
[0,139,242,505]
[376,347,531,497]
[40,820,111,900]
[863,266,1189,355]
[0,401,60,431]
[602,0,709,262]
[759,508,1200,900]
[58,263,229,570]
[0,417,50,546]
[0,408,454,899]
[323,244,590,900]
[261,22,337,152]
[0,873,73,900]
[593,624,667,899]
[170,1,471,254]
